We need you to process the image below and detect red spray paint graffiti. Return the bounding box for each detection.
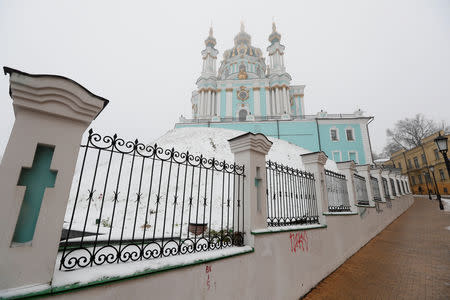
[290,231,308,253]
[205,265,216,290]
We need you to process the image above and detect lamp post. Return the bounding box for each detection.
[423,171,432,200]
[434,133,450,178]
[429,165,444,210]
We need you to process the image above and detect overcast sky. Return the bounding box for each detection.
[1,0,449,157]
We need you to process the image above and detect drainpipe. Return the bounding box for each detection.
[315,118,322,152]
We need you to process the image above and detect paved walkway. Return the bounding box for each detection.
[303,197,450,300]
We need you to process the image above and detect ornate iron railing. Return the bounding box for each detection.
[265,161,319,226]
[325,169,350,212]
[370,176,382,202]
[390,178,397,196]
[382,177,390,200]
[59,129,245,270]
[354,173,369,205]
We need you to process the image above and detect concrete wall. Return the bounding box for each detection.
[47,195,413,300]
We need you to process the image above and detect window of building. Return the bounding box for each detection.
[425,173,431,183]
[408,159,412,169]
[418,174,423,184]
[439,169,445,181]
[414,157,420,168]
[398,162,402,169]
[411,176,416,185]
[434,149,440,160]
[348,151,358,164]
[421,154,427,165]
[444,187,448,194]
[330,128,339,141]
[332,151,342,162]
[345,128,355,141]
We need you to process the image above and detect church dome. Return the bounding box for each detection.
[268,22,281,44]
[223,22,263,60]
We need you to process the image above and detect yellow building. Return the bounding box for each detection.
[384,130,450,196]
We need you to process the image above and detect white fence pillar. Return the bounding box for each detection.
[228,132,272,247]
[337,161,358,211]
[0,68,108,291]
[301,152,328,224]
[382,170,394,199]
[394,174,401,196]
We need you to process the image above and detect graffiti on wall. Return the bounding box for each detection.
[289,231,309,253]
[205,265,216,291]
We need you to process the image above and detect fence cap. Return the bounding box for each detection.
[4,66,109,123]
[355,164,371,172]
[228,132,273,155]
[336,160,356,170]
[301,151,328,165]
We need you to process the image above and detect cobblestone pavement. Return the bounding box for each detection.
[303,197,450,300]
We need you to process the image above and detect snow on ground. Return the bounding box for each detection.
[442,197,450,212]
[62,127,339,243]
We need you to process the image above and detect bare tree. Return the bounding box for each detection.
[383,114,448,156]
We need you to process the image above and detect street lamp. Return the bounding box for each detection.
[429,165,444,210]
[422,171,432,200]
[434,133,450,178]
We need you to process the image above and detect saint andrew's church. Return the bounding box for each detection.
[176,23,374,165]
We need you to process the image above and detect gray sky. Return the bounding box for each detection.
[1,0,449,157]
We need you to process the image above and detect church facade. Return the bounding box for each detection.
[175,23,374,165]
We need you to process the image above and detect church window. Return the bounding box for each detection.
[348,151,358,164]
[346,128,355,141]
[330,128,339,141]
[332,151,341,162]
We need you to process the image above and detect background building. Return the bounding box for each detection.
[383,130,450,196]
[176,23,374,164]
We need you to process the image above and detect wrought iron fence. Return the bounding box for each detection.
[390,178,397,196]
[382,177,390,200]
[265,161,319,226]
[325,169,350,212]
[370,176,381,202]
[60,129,245,270]
[354,173,369,205]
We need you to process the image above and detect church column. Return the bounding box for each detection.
[207,89,211,116]
[254,87,261,117]
[265,88,271,116]
[215,90,220,116]
[198,90,204,116]
[276,88,282,115]
[283,87,290,114]
[226,88,233,117]
[271,88,276,115]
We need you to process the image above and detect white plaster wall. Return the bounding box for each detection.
[46,196,413,300]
